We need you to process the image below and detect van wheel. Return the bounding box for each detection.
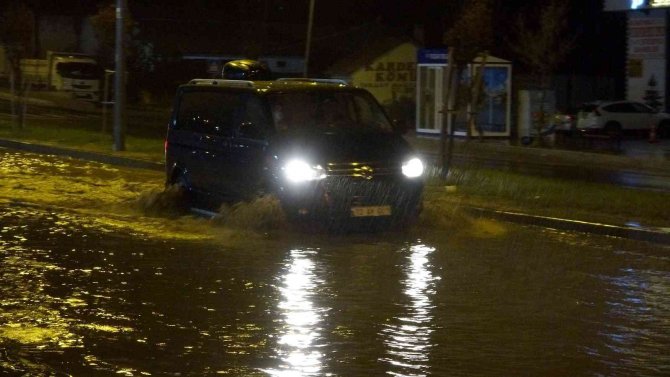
[168,170,193,212]
[604,122,622,138]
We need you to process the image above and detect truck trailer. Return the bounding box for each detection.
[5,50,102,102]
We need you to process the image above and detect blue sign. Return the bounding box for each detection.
[417,48,448,64]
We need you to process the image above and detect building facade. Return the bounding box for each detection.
[328,41,419,129]
[605,0,670,110]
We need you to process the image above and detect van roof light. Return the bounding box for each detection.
[276,78,349,86]
[188,79,255,88]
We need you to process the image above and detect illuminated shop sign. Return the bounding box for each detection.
[605,0,670,10]
[646,0,670,7]
[631,0,670,8]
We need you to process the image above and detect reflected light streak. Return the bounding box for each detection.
[381,244,439,377]
[264,249,324,377]
[600,267,670,364]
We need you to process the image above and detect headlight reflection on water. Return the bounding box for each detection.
[381,244,439,376]
[264,249,326,377]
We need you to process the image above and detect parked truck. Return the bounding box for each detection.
[5,50,102,102]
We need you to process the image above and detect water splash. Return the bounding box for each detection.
[136,184,189,217]
[213,195,288,232]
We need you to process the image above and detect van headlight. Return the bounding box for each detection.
[402,157,424,178]
[283,159,326,183]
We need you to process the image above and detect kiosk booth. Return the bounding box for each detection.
[415,48,512,137]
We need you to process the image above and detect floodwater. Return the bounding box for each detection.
[1,149,669,376]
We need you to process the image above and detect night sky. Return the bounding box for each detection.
[10,0,627,77]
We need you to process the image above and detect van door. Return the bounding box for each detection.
[228,93,273,199]
[172,88,242,204]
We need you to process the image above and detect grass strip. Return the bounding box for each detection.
[0,118,164,162]
[428,168,670,228]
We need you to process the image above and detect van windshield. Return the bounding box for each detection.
[56,62,101,80]
[268,91,393,133]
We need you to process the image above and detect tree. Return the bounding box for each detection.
[509,0,574,145]
[90,1,135,68]
[440,0,493,177]
[0,1,35,131]
[90,2,157,103]
[444,0,493,74]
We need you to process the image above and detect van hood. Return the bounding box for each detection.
[269,129,415,165]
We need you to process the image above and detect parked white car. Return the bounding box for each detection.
[576,100,670,137]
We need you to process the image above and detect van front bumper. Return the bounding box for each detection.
[276,175,424,227]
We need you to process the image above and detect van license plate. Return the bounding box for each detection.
[350,206,391,217]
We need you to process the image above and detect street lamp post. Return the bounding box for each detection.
[101,69,115,134]
[303,0,315,78]
[113,0,127,151]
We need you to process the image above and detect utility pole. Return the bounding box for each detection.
[113,0,127,151]
[303,0,315,77]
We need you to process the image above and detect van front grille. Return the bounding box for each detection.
[326,161,398,180]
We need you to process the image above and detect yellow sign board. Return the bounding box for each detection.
[351,42,417,106]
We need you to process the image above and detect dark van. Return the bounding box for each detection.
[165,78,424,228]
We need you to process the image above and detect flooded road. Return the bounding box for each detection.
[1,149,669,376]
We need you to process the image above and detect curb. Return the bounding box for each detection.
[466,207,670,245]
[1,137,668,245]
[0,138,163,171]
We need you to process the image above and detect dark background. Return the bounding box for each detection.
[2,0,628,105]
[15,0,626,76]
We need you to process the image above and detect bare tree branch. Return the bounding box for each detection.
[508,0,575,145]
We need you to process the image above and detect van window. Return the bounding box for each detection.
[176,91,241,136]
[267,91,392,133]
[244,95,272,132]
[351,93,392,131]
